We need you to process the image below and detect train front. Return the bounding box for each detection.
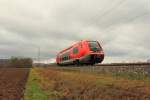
[87,41,104,64]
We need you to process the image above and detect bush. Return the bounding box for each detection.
[10,57,33,68]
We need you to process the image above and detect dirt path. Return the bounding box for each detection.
[0,68,30,100]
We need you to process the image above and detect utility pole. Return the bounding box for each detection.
[38,47,40,64]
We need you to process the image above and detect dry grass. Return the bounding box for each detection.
[30,67,150,100]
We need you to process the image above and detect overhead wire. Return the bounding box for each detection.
[80,0,150,34]
[84,0,128,28]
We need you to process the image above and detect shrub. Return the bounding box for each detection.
[10,57,33,68]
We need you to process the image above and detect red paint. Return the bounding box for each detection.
[56,40,104,65]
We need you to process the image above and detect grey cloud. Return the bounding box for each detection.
[0,0,150,61]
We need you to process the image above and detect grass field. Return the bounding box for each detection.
[24,67,150,100]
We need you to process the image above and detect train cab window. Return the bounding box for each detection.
[73,47,78,54]
[88,41,102,51]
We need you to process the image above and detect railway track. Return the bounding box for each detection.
[45,62,150,68]
[96,62,150,66]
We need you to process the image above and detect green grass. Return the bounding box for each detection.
[24,70,48,100]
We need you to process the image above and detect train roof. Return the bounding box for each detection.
[58,40,87,54]
[58,40,100,55]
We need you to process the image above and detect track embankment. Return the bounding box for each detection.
[48,63,150,76]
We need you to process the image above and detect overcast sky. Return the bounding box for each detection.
[0,0,150,62]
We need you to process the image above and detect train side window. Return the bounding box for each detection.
[73,47,78,54]
[61,51,70,61]
[62,54,65,61]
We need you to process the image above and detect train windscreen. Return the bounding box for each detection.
[88,41,102,52]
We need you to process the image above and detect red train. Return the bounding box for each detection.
[56,40,104,65]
